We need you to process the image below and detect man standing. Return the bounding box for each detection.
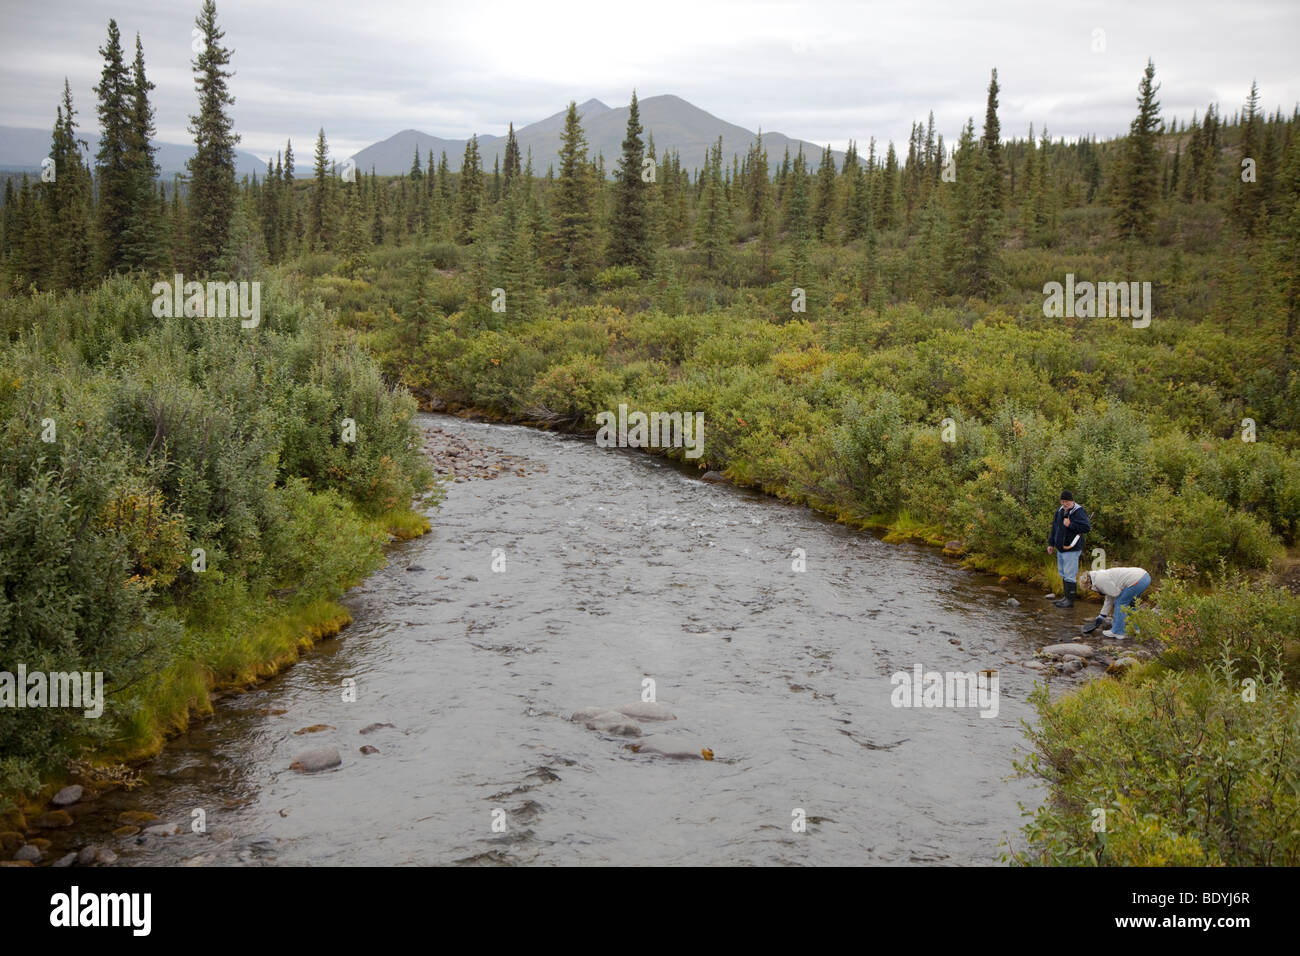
[1047,490,1091,607]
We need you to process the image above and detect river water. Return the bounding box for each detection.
[55,413,1082,866]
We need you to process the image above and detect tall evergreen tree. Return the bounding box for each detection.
[695,137,732,273]
[548,102,596,281]
[981,68,1005,208]
[48,80,93,289]
[186,0,240,273]
[503,123,521,193]
[122,34,165,270]
[93,19,132,276]
[1234,80,1264,234]
[813,145,837,239]
[457,135,484,242]
[1113,59,1162,242]
[310,128,331,248]
[607,91,651,271]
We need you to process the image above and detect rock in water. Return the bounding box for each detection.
[13,844,42,862]
[290,747,342,773]
[631,735,709,759]
[614,701,677,721]
[117,810,158,826]
[569,706,609,722]
[582,711,643,737]
[51,785,84,807]
[700,471,727,483]
[1005,597,1020,607]
[359,722,395,735]
[31,810,73,828]
[1040,642,1095,658]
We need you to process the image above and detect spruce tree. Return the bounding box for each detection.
[875,143,898,230]
[981,68,1005,208]
[122,35,165,271]
[607,91,651,271]
[310,128,330,248]
[93,19,132,276]
[784,147,811,238]
[14,175,51,289]
[503,123,521,193]
[457,135,484,242]
[746,131,769,223]
[1113,59,1162,242]
[1234,80,1264,234]
[549,102,596,282]
[813,144,837,239]
[186,0,240,274]
[48,80,93,289]
[695,137,732,273]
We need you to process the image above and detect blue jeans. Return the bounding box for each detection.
[1112,572,1151,636]
[1056,549,1081,584]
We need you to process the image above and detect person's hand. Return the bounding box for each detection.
[1063,517,1070,527]
[1047,546,1055,554]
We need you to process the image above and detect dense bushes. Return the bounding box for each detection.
[357,290,1298,581]
[1014,577,1300,866]
[0,277,432,805]
[1014,655,1300,866]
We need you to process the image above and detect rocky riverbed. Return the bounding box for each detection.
[421,422,546,482]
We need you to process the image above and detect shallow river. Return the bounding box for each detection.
[56,414,1092,865]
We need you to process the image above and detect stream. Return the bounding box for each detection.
[44,413,1093,866]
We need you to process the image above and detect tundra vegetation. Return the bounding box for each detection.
[2,8,1298,862]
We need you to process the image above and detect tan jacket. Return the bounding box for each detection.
[1087,567,1148,617]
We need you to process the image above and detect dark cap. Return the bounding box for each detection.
[1060,489,1074,501]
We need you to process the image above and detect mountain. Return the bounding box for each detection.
[350,94,845,177]
[0,125,268,178]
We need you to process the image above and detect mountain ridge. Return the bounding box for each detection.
[350,93,846,176]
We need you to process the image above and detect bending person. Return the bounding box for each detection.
[1078,567,1151,640]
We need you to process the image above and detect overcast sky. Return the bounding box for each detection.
[3,0,1298,164]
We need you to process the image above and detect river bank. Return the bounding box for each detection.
[0,506,432,864]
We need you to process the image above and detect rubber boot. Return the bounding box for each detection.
[1054,580,1076,608]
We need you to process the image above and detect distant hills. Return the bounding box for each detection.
[0,94,845,182]
[350,94,846,177]
[0,125,268,178]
